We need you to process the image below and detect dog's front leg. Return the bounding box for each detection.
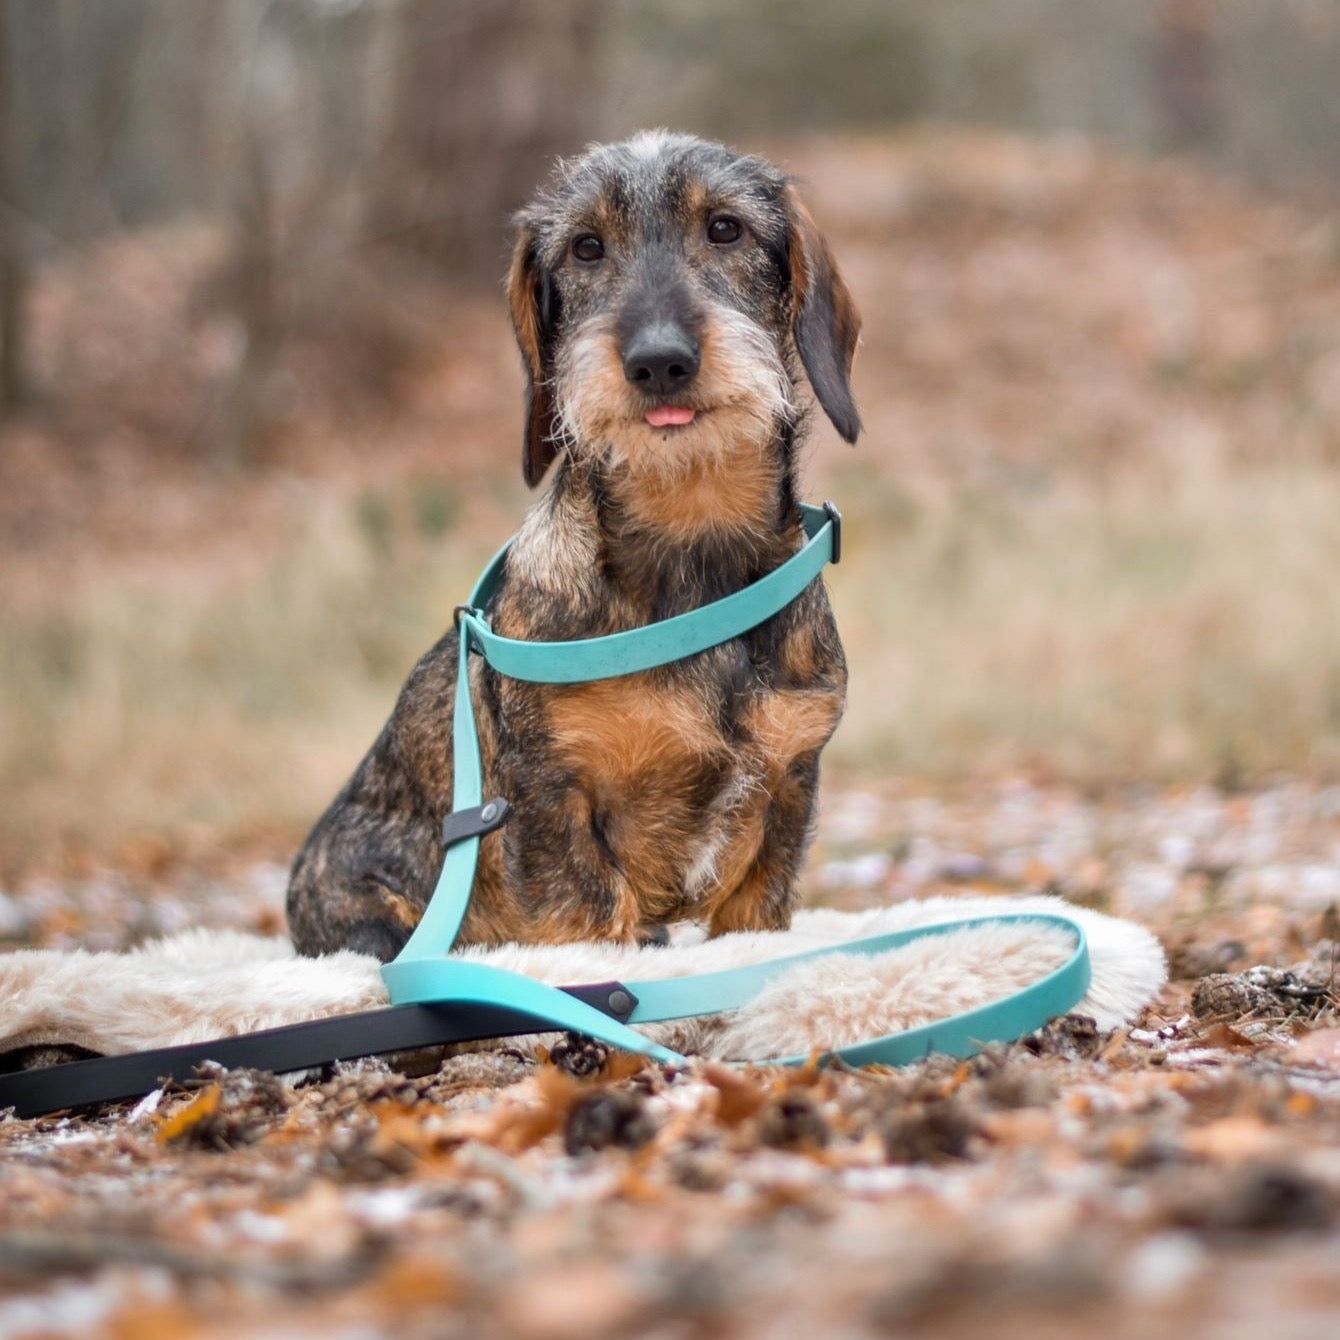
[497,780,645,945]
[702,751,822,938]
[287,786,442,962]
[288,631,463,962]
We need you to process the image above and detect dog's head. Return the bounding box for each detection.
[509,131,862,488]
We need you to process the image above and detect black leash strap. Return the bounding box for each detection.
[0,980,638,1120]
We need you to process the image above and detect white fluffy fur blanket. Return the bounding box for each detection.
[0,896,1165,1064]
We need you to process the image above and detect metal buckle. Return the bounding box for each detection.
[822,500,843,564]
[454,603,486,654]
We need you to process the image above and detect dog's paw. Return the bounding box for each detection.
[549,1032,609,1077]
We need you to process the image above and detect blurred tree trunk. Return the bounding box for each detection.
[1156,0,1222,151]
[371,0,604,285]
[0,1,26,416]
[213,126,281,472]
[208,0,395,469]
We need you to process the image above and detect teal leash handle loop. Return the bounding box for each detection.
[385,914,1090,1073]
[382,500,1094,1069]
[637,913,1091,1068]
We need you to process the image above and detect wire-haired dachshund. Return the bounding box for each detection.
[288,131,861,961]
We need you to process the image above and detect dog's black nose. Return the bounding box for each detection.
[622,324,700,395]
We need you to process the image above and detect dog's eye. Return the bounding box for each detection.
[572,234,604,263]
[707,215,743,245]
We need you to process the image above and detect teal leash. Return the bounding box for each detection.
[0,502,1089,1121]
[382,503,1091,1068]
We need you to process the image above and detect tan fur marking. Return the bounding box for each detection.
[786,189,817,316]
[610,446,778,541]
[695,689,843,936]
[528,899,640,944]
[549,679,723,784]
[507,226,544,385]
[509,223,564,485]
[547,678,730,912]
[697,795,770,904]
[375,888,422,932]
[779,622,820,683]
[744,689,843,777]
[708,872,793,937]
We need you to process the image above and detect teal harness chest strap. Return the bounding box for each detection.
[382,503,1091,1068]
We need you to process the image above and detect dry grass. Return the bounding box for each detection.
[0,486,504,871]
[830,454,1340,784]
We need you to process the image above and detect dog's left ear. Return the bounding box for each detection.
[508,224,563,487]
[784,185,862,444]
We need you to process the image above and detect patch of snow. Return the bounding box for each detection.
[1123,1232,1206,1300]
[838,1165,936,1197]
[823,792,883,843]
[819,852,892,890]
[128,1088,164,1122]
[651,1079,720,1115]
[347,1185,430,1229]
[0,1269,173,1337]
[231,1210,294,1245]
[1118,863,1180,908]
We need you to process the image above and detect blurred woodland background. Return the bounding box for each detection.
[2,0,1340,879]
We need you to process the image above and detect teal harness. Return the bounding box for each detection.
[381,502,1091,1068]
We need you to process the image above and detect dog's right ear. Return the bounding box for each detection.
[507,224,562,487]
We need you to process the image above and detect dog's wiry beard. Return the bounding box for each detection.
[552,305,796,484]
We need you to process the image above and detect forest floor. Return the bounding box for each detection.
[4,127,1340,1336]
[5,778,1340,1339]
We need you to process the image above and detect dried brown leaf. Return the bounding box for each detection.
[1203,1022,1260,1051]
[368,1251,462,1309]
[155,1084,221,1145]
[702,1063,768,1127]
[489,1066,583,1153]
[1290,1026,1340,1067]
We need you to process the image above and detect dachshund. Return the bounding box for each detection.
[287,131,861,961]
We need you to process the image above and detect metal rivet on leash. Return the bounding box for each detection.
[607,989,634,1016]
[441,796,511,849]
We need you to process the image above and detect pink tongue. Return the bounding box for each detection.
[645,405,697,428]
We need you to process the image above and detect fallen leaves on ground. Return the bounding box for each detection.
[5,778,1340,1337]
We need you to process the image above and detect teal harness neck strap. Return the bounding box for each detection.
[382,502,1091,1069]
[464,501,842,684]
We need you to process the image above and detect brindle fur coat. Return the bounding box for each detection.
[288,132,861,961]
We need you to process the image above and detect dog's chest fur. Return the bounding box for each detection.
[479,466,846,932]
